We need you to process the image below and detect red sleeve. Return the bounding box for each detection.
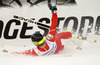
[49,13,57,34]
[46,13,58,42]
[12,49,38,56]
[31,49,38,56]
[22,49,38,56]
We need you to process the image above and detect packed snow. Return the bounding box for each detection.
[0,39,100,65]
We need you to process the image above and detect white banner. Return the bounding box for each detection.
[0,0,100,46]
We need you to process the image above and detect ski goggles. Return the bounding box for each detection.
[33,36,45,46]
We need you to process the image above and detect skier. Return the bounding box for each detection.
[13,3,72,56]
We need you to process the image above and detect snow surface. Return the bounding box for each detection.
[0,39,100,65]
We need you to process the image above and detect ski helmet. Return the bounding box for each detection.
[31,31,45,46]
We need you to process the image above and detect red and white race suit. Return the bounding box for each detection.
[14,13,72,56]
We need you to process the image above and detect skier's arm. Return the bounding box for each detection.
[46,13,57,42]
[49,13,57,35]
[12,49,38,56]
[46,3,58,42]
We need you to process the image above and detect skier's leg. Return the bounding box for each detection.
[55,32,72,52]
[56,32,72,39]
